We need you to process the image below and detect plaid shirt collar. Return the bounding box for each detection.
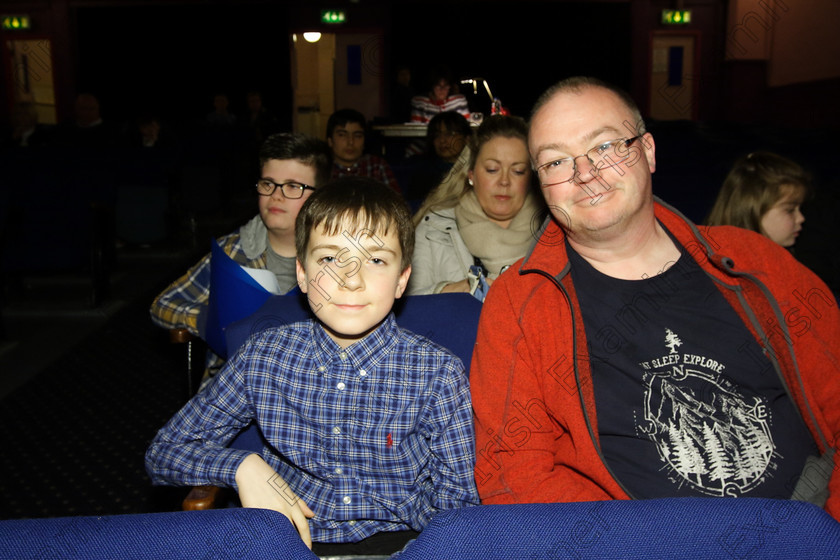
[310,312,399,371]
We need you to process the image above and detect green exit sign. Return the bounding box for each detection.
[321,10,346,24]
[662,10,692,24]
[2,14,31,30]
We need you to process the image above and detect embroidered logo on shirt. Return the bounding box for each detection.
[386,433,393,448]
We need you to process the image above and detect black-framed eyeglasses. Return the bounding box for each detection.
[255,179,316,199]
[536,135,644,187]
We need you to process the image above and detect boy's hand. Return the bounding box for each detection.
[235,454,315,548]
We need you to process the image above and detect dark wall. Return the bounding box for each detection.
[70,1,632,125]
[7,0,835,131]
[74,3,292,127]
[388,1,633,118]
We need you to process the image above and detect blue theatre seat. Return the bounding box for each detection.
[224,291,483,371]
[4,498,838,559]
[394,498,840,559]
[0,508,316,560]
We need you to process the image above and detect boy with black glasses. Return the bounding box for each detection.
[150,133,331,388]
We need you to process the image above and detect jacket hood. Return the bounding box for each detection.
[238,214,269,261]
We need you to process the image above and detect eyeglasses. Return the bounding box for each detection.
[536,135,644,187]
[256,179,315,199]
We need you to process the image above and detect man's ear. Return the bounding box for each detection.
[296,258,309,293]
[642,132,656,174]
[327,136,334,149]
[395,265,411,299]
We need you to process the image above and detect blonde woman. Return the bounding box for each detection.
[408,115,544,299]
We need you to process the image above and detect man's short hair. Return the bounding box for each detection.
[426,111,472,143]
[530,76,647,135]
[326,108,367,138]
[259,132,332,186]
[295,176,415,270]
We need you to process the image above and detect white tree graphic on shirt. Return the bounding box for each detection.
[639,329,777,496]
[664,329,682,354]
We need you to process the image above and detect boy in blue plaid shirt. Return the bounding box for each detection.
[146,177,479,555]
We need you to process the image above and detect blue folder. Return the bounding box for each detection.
[204,240,276,359]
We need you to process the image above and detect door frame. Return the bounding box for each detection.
[647,30,702,121]
[1,34,58,123]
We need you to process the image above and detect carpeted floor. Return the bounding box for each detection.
[0,215,246,520]
[0,265,198,520]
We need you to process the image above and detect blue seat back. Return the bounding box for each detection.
[225,292,482,370]
[6,498,836,559]
[225,292,483,453]
[395,498,840,559]
[0,508,317,560]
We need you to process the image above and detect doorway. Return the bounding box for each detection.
[290,32,334,138]
[3,37,57,123]
[649,32,701,121]
[289,31,385,137]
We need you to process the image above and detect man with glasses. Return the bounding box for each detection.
[151,133,331,388]
[470,77,840,520]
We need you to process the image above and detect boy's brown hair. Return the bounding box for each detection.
[295,176,415,270]
[259,132,332,186]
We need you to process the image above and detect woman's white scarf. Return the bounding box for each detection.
[454,189,541,278]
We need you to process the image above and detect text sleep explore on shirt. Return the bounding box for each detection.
[642,353,726,374]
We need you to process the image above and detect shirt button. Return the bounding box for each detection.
[348,520,357,526]
[318,366,326,373]
[336,382,346,391]
[334,467,343,475]
[359,369,367,377]
[339,352,348,360]
[343,496,352,504]
[333,426,341,435]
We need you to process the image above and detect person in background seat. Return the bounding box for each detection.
[149,132,330,388]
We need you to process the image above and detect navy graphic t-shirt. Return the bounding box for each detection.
[567,235,818,499]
